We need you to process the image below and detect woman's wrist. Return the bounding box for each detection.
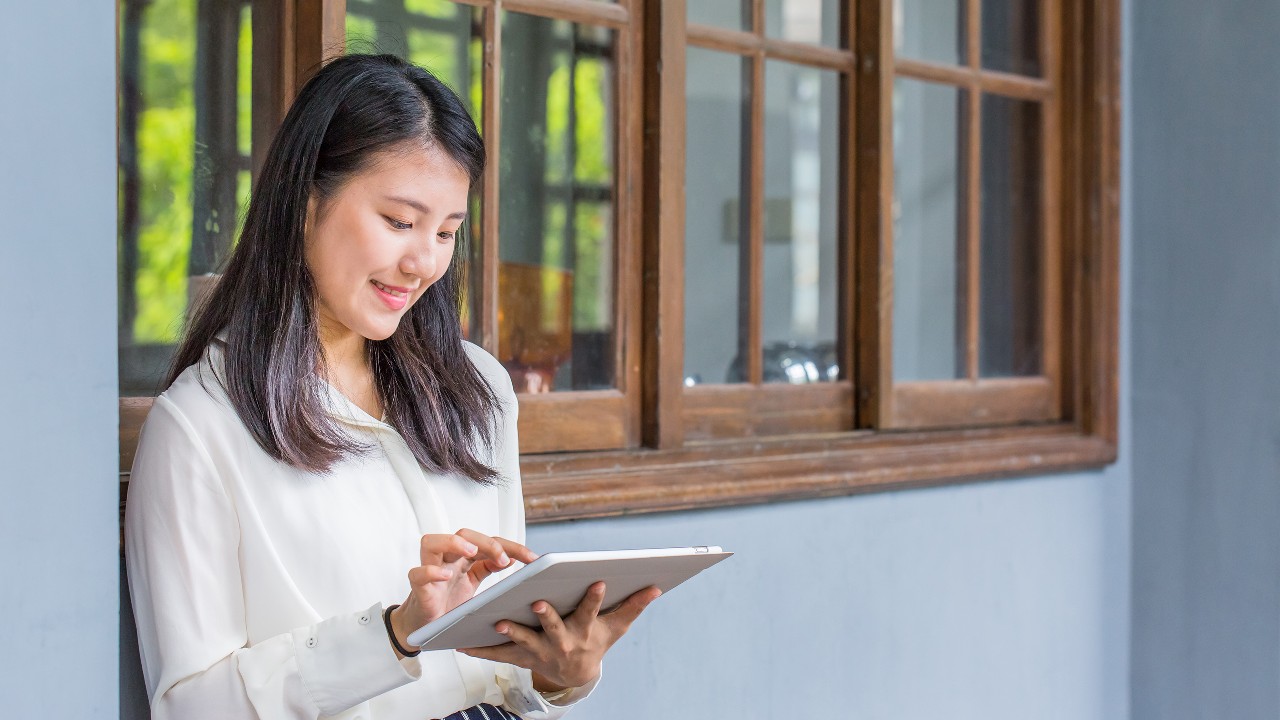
[532,672,568,694]
[384,604,421,658]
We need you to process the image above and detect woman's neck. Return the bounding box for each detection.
[317,313,383,419]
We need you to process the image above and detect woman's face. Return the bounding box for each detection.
[304,145,470,343]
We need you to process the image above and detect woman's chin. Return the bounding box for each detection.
[356,320,400,343]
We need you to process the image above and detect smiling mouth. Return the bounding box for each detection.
[371,279,411,298]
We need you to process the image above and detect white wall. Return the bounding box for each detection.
[0,1,120,715]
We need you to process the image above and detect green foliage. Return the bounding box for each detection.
[405,0,456,18]
[131,0,195,343]
[124,0,253,344]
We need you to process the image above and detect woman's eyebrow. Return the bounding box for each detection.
[385,195,467,220]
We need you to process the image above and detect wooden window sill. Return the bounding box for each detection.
[517,423,1116,522]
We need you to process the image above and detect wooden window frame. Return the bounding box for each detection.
[867,0,1063,430]
[118,0,1120,524]
[675,2,858,443]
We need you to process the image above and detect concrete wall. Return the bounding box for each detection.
[1129,0,1280,717]
[0,1,120,715]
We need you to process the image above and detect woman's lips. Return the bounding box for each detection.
[371,279,409,310]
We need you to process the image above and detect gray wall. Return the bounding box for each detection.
[529,464,1131,719]
[1129,0,1280,717]
[0,0,120,715]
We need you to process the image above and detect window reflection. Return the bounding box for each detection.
[892,79,966,381]
[764,0,841,47]
[684,47,748,386]
[980,95,1042,377]
[759,60,840,384]
[499,14,616,393]
[118,0,252,395]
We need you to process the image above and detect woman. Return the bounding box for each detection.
[125,53,657,720]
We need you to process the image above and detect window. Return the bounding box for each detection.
[117,0,253,396]
[118,0,1120,522]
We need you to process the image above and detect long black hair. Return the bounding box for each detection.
[167,53,502,484]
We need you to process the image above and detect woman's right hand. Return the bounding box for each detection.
[388,529,538,657]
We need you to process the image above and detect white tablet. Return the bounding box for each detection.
[406,546,733,651]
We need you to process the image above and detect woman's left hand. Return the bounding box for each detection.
[459,582,661,691]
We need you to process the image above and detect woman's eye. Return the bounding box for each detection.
[385,217,412,231]
[438,231,457,242]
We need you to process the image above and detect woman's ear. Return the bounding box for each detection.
[304,195,318,238]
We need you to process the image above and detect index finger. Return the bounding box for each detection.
[420,533,481,567]
[453,529,539,569]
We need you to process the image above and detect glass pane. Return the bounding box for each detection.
[892,79,966,381]
[894,0,965,66]
[684,48,748,386]
[688,1,749,32]
[499,13,616,393]
[982,0,1040,75]
[118,0,252,395]
[980,95,1042,377]
[762,61,840,384]
[764,0,842,47]
[345,0,482,121]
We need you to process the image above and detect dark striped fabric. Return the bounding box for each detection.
[439,703,523,720]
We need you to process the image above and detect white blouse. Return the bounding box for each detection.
[124,341,596,720]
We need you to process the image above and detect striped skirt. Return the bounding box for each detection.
[439,703,523,720]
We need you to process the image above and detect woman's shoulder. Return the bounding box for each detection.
[149,342,241,440]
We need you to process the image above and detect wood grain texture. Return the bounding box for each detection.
[682,382,856,439]
[686,23,855,70]
[615,0,644,448]
[518,426,1115,521]
[480,5,501,353]
[516,391,630,452]
[294,0,345,85]
[890,377,1057,428]
[250,0,295,178]
[853,0,893,427]
[893,59,1051,100]
[503,0,628,27]
[639,0,686,448]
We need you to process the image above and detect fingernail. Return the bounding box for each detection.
[534,603,545,613]
[498,553,510,566]
[440,567,453,578]
[497,624,509,635]
[463,542,478,554]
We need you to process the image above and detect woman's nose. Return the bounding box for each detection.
[400,239,438,279]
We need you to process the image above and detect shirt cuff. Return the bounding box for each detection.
[500,665,601,719]
[542,673,600,708]
[293,602,421,716]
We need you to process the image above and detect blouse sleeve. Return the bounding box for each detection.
[464,347,602,719]
[125,396,421,720]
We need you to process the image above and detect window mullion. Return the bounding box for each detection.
[480,3,502,354]
[743,48,765,385]
[639,0,687,449]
